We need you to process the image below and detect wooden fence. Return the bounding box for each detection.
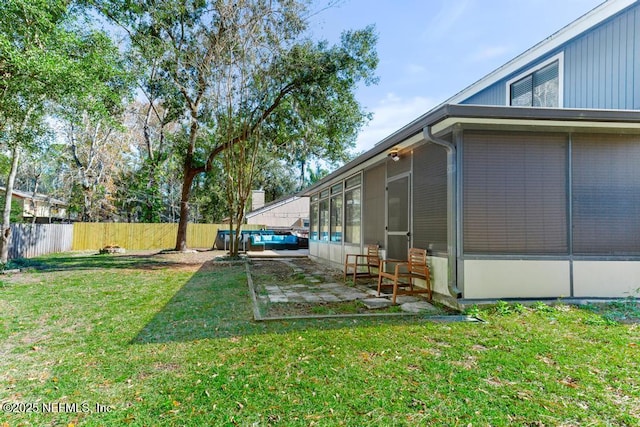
[71,223,264,250]
[9,223,74,259]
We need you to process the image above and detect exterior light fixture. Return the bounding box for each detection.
[389,148,400,162]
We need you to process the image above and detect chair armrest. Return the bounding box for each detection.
[345,253,359,263]
[347,254,377,264]
[379,258,407,269]
[394,261,409,276]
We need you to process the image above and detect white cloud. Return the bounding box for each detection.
[354,93,438,153]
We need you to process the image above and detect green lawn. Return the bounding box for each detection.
[1,253,638,426]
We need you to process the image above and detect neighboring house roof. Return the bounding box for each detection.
[245,195,307,219]
[0,186,68,206]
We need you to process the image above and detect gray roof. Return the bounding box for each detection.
[0,186,68,206]
[246,195,306,218]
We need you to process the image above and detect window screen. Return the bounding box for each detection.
[363,164,385,247]
[572,134,640,255]
[463,132,568,254]
[413,143,448,252]
[345,187,361,244]
[319,199,329,241]
[310,203,318,240]
[330,195,343,242]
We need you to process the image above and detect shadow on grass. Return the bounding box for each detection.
[131,261,418,344]
[10,252,189,272]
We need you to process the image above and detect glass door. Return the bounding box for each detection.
[386,174,410,260]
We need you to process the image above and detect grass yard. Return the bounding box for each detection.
[1,252,639,426]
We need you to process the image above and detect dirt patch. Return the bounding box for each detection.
[266,301,403,317]
[250,258,344,285]
[144,249,229,265]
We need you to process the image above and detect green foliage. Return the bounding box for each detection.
[584,313,620,326]
[0,154,12,177]
[494,300,513,316]
[583,289,640,324]
[190,168,229,223]
[0,0,131,241]
[1,253,639,426]
[252,159,299,202]
[464,304,481,317]
[532,301,555,313]
[512,302,526,314]
[10,199,23,223]
[87,0,378,248]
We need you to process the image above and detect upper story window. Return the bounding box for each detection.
[507,53,563,108]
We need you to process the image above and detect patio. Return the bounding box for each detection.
[249,257,441,317]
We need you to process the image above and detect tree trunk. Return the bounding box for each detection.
[30,176,40,225]
[231,220,243,258]
[0,145,21,264]
[174,167,197,251]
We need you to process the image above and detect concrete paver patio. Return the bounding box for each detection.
[254,258,438,312]
[265,282,371,303]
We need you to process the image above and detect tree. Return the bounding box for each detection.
[91,0,377,253]
[0,0,71,262]
[252,158,299,203]
[124,102,175,222]
[0,0,130,262]
[216,24,378,256]
[62,112,132,221]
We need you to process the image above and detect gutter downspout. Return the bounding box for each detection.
[423,126,462,298]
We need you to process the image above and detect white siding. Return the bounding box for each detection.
[463,260,571,299]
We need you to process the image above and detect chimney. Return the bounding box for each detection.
[251,190,265,211]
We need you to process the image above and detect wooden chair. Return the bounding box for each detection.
[377,248,432,304]
[344,245,380,283]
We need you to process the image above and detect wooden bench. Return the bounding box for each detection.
[344,244,380,283]
[377,248,432,304]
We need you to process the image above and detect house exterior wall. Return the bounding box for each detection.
[463,260,571,299]
[459,129,640,299]
[246,197,308,228]
[462,2,640,109]
[305,2,640,302]
[573,261,640,297]
[429,256,449,296]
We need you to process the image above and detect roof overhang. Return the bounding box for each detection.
[302,104,640,195]
[430,105,640,134]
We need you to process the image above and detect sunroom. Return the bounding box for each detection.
[303,104,640,304]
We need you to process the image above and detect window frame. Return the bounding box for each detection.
[505,52,564,108]
[344,185,362,245]
[330,194,343,242]
[309,200,319,241]
[319,197,329,242]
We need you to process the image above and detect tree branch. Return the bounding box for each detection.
[203,80,298,173]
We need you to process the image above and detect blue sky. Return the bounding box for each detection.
[307,0,604,152]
